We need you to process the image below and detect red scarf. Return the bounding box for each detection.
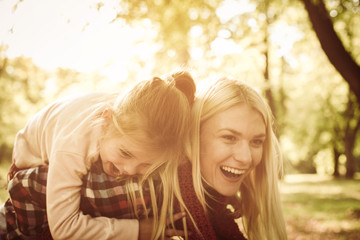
[176,161,247,240]
[176,161,217,240]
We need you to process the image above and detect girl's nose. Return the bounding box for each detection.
[123,165,137,175]
[233,141,252,165]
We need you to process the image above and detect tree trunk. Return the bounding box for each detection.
[263,0,277,121]
[343,92,360,178]
[344,123,360,178]
[333,147,341,177]
[344,141,356,178]
[264,49,277,119]
[301,0,360,102]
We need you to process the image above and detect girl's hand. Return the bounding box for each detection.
[138,212,187,240]
[165,212,187,240]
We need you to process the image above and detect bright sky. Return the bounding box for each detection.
[0,0,157,80]
[0,0,300,80]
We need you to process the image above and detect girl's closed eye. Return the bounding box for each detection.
[119,148,132,158]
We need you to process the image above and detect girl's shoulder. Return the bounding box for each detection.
[56,92,114,104]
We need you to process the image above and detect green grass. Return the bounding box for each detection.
[280,174,360,240]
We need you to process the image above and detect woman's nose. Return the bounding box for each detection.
[233,141,252,165]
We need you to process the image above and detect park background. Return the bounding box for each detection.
[0,0,359,239]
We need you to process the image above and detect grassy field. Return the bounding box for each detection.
[0,163,359,239]
[281,174,360,240]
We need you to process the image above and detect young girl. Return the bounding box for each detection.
[7,71,196,240]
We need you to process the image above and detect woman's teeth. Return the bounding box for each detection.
[221,166,246,177]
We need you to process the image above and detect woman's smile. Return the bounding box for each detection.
[220,165,246,179]
[200,103,266,196]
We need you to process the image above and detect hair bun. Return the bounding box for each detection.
[172,71,196,106]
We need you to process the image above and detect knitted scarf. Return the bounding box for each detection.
[176,161,217,240]
[176,161,247,240]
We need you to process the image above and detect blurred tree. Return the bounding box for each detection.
[342,92,360,178]
[301,0,360,103]
[0,46,88,163]
[257,0,279,120]
[0,46,48,163]
[300,0,360,177]
[321,88,359,178]
[108,0,221,69]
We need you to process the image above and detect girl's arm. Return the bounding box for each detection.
[8,161,186,239]
[7,164,143,239]
[47,152,139,240]
[7,167,48,237]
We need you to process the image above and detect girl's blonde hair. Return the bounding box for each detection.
[107,71,196,239]
[188,77,288,240]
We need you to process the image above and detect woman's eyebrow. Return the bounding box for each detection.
[219,128,266,138]
[254,133,266,138]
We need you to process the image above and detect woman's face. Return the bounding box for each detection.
[200,103,266,197]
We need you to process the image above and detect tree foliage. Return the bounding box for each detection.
[0,45,100,163]
[108,0,222,67]
[0,46,48,162]
[299,0,360,177]
[301,0,360,102]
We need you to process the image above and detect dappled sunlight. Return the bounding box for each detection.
[216,0,255,23]
[281,174,360,200]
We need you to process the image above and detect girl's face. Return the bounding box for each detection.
[99,136,159,177]
[200,103,266,197]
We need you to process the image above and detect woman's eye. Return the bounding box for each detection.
[222,135,236,142]
[251,139,264,147]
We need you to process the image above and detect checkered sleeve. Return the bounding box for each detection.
[4,161,152,239]
[80,161,150,219]
[7,166,48,238]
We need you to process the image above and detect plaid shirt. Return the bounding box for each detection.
[2,161,245,240]
[3,161,151,240]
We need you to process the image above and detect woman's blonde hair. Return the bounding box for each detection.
[188,77,287,240]
[107,71,196,239]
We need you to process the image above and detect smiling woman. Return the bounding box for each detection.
[200,103,266,197]
[188,77,288,240]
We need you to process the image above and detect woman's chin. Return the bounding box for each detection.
[213,183,240,197]
[212,172,243,196]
